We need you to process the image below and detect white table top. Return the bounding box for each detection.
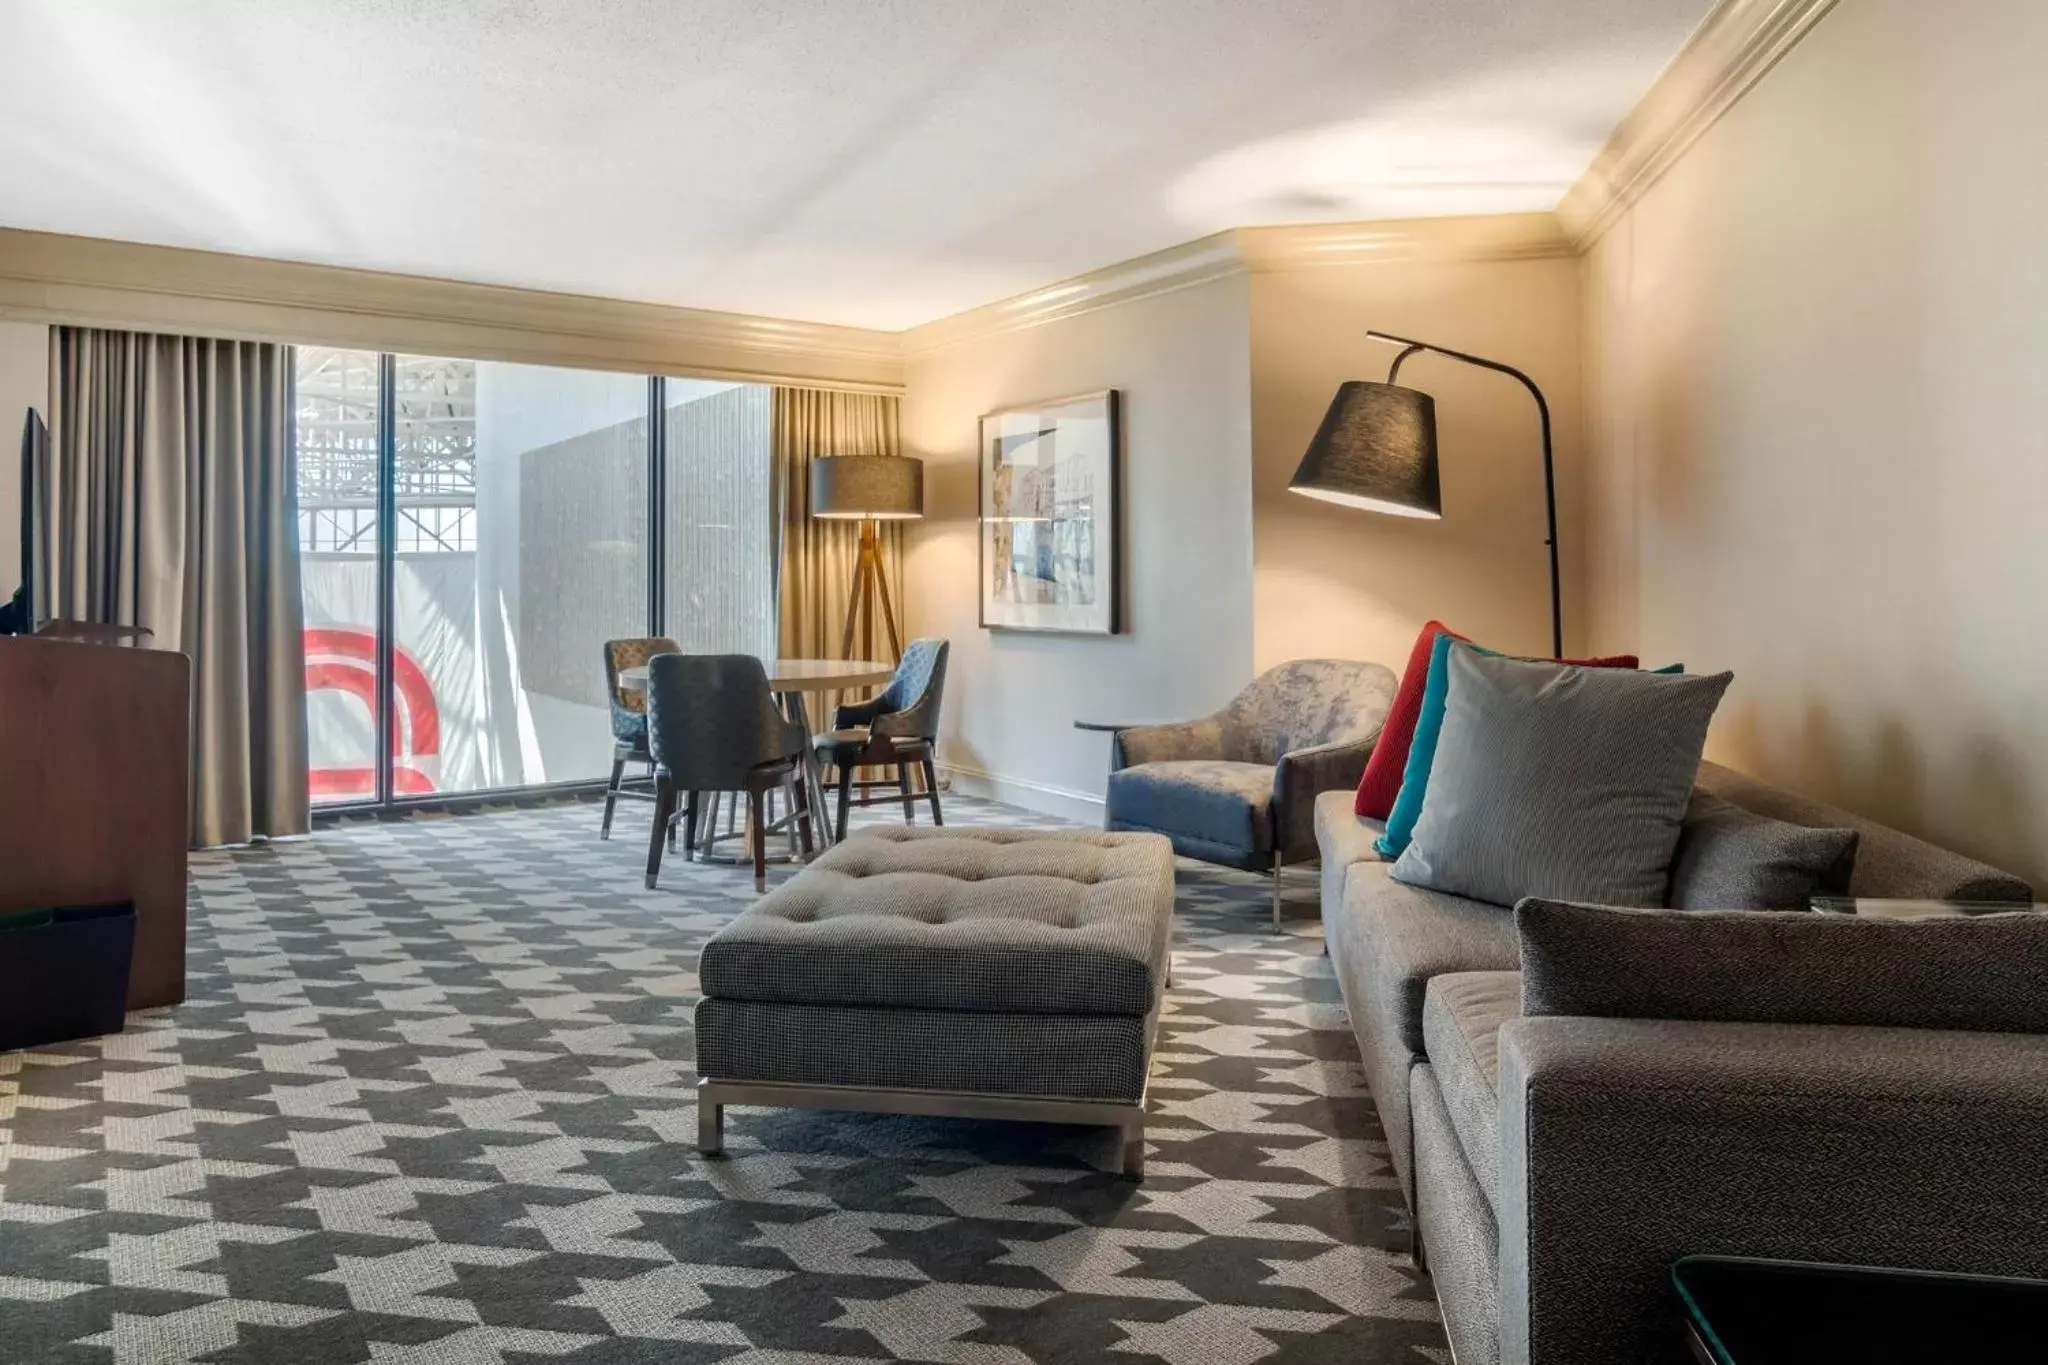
[617,657,895,694]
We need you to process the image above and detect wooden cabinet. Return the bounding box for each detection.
[0,635,190,1010]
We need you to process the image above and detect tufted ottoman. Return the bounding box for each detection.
[693,826,1176,1176]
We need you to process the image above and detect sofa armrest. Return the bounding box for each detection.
[1273,737,1375,858]
[1112,717,1227,770]
[1497,1015,2048,1365]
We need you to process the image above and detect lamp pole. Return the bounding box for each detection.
[1367,331,1563,659]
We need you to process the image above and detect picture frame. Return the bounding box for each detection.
[977,389,1122,635]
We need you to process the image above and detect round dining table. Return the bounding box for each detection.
[616,657,896,854]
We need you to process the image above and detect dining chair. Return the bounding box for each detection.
[644,653,814,892]
[813,638,949,841]
[599,636,679,839]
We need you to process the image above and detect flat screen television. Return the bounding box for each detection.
[1,408,48,636]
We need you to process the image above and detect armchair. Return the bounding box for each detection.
[1106,658,1396,926]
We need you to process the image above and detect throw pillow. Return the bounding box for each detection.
[1390,647,1732,906]
[1373,634,1640,859]
[1354,620,1465,819]
[1517,898,2048,1033]
[1667,790,1859,909]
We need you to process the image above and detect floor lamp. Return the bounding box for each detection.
[810,454,924,661]
[1286,330,1563,658]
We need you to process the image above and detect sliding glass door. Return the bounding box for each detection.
[297,351,771,808]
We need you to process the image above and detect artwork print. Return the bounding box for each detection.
[977,390,1122,634]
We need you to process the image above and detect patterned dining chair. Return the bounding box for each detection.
[812,638,949,841]
[599,636,679,839]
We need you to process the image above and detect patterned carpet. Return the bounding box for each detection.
[0,793,1445,1365]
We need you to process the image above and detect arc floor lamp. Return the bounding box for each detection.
[1287,330,1562,658]
[809,453,924,661]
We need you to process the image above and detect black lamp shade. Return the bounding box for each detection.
[810,454,924,520]
[1287,381,1441,519]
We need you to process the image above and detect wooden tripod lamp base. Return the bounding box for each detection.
[811,454,924,663]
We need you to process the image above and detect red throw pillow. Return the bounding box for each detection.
[1355,620,1465,818]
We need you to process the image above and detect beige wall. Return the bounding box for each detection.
[0,322,48,591]
[1581,0,2048,886]
[902,276,1254,818]
[1251,251,1583,671]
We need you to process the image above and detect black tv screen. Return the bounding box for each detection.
[3,408,46,635]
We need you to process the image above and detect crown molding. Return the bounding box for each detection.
[900,233,1245,357]
[903,213,1576,355]
[1558,0,1839,247]
[1233,212,1575,271]
[0,228,904,391]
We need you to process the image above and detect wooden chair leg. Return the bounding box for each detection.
[748,786,768,891]
[898,763,916,824]
[836,763,854,843]
[922,756,942,826]
[683,790,701,860]
[600,753,626,839]
[644,777,675,889]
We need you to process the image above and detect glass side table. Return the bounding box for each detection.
[1809,896,2046,919]
[1673,1255,2048,1365]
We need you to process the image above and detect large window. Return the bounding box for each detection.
[296,350,772,807]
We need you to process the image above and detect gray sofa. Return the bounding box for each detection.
[1315,760,2043,1365]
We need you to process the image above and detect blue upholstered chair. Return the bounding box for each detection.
[1105,658,1397,927]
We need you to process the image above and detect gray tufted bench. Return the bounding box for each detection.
[693,826,1177,1176]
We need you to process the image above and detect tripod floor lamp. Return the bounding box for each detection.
[1286,330,1562,658]
[810,454,925,661]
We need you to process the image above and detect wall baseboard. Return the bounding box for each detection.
[939,763,1105,826]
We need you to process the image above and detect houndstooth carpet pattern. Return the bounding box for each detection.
[0,795,1446,1365]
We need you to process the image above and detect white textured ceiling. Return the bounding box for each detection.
[0,0,1708,330]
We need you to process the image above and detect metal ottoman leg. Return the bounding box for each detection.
[1121,1118,1146,1180]
[698,1086,724,1157]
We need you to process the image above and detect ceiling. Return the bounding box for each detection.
[0,0,1710,331]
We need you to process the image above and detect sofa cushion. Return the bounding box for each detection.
[1517,898,2048,1033]
[1423,970,1522,1217]
[1668,790,1858,909]
[1325,860,1521,1205]
[699,828,1176,1017]
[1392,648,1731,908]
[1315,789,1385,911]
[1106,759,1273,855]
[1696,761,2034,903]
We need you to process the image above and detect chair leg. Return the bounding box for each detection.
[791,772,815,856]
[921,756,942,826]
[600,754,626,839]
[645,777,676,889]
[1271,850,1285,930]
[683,790,701,860]
[748,787,768,892]
[836,764,854,843]
[898,763,916,824]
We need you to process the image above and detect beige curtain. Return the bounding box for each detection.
[772,385,904,659]
[47,327,309,846]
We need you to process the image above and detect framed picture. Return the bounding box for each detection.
[978,390,1122,635]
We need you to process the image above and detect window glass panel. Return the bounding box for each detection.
[296,346,383,805]
[392,356,649,795]
[663,379,775,657]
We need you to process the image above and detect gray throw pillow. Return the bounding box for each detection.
[1390,648,1732,907]
[1667,790,1858,909]
[1517,898,2048,1033]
